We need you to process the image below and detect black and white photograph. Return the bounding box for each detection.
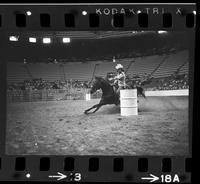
[6,31,190,155]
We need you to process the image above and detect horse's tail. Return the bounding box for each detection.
[137,86,146,99]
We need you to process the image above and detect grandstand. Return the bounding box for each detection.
[7,50,189,83]
[152,50,188,78]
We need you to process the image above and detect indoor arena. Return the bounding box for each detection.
[6,31,190,155]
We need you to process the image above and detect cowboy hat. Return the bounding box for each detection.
[115,64,123,70]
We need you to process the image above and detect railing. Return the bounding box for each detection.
[7,88,189,103]
[145,89,189,96]
[7,88,102,103]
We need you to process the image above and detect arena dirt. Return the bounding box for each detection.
[6,96,189,155]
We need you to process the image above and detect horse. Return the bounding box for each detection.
[84,76,146,114]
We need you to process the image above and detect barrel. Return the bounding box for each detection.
[85,93,91,101]
[120,89,138,116]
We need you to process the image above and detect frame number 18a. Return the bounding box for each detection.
[141,174,180,183]
[161,174,180,183]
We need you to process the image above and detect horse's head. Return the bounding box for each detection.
[90,76,103,94]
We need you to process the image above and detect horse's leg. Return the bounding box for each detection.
[92,104,103,113]
[137,87,146,98]
[141,88,146,98]
[91,99,108,113]
[84,104,99,114]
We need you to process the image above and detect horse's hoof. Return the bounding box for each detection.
[84,111,88,115]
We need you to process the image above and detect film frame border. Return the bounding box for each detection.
[0,3,196,183]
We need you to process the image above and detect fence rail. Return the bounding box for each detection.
[145,89,189,96]
[7,88,102,103]
[7,88,189,103]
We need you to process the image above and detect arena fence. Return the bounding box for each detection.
[145,89,189,96]
[7,88,102,103]
[7,88,189,103]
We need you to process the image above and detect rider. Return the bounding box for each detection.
[113,64,126,97]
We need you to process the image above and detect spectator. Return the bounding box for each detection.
[7,72,189,92]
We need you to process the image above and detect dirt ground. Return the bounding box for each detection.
[6,96,189,155]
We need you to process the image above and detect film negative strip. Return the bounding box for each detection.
[0,2,197,183]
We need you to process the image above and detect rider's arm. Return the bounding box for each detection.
[117,72,125,80]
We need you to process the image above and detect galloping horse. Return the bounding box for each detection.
[84,76,146,114]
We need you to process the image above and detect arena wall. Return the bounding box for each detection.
[145,89,189,96]
[7,89,189,103]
